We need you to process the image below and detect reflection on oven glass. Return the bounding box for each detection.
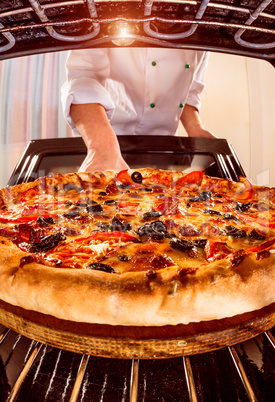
[36,153,216,177]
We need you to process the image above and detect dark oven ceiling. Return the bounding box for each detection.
[0,0,274,65]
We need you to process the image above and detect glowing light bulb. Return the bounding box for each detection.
[107,21,139,46]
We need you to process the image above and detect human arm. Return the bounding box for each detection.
[70,103,129,172]
[180,104,216,138]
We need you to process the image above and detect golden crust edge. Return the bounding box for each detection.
[0,237,274,326]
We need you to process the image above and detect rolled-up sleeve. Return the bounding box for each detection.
[60,49,115,130]
[186,52,209,112]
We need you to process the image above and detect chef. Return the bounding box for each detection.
[61,48,215,172]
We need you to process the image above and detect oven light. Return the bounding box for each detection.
[107,21,139,46]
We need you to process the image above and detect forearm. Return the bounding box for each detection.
[70,103,129,171]
[180,104,216,138]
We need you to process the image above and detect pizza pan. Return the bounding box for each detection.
[0,300,274,359]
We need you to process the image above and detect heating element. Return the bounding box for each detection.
[0,0,274,65]
[1,136,274,401]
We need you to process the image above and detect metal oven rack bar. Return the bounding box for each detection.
[0,0,274,63]
[1,326,274,401]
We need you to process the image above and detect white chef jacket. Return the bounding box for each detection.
[61,48,209,137]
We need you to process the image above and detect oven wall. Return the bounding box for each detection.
[179,52,275,187]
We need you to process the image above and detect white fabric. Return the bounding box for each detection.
[61,48,209,136]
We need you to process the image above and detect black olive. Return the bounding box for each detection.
[137,221,167,238]
[99,191,107,196]
[225,225,246,238]
[86,263,115,273]
[87,200,98,205]
[118,255,131,262]
[248,229,266,240]
[199,191,212,201]
[192,239,208,249]
[223,213,238,221]
[203,209,222,216]
[103,199,117,205]
[131,171,143,184]
[30,232,66,252]
[142,211,162,221]
[36,216,56,227]
[87,203,103,215]
[235,202,252,212]
[188,196,201,202]
[62,210,81,219]
[170,238,194,252]
[143,188,153,193]
[111,216,132,232]
[189,191,212,202]
[76,203,88,208]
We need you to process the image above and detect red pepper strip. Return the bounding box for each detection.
[175,171,204,187]
[238,215,275,229]
[245,238,275,254]
[116,202,141,214]
[73,231,138,243]
[235,176,254,201]
[205,240,233,261]
[154,197,179,215]
[115,170,140,187]
[0,214,57,224]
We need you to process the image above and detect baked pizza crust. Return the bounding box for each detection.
[0,236,274,326]
[0,168,275,327]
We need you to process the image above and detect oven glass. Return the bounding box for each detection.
[36,152,218,177]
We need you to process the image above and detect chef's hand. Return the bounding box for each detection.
[70,103,129,172]
[181,104,216,139]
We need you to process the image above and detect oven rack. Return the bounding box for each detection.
[0,0,274,64]
[1,325,274,401]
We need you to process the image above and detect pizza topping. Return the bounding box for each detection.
[118,254,131,262]
[137,221,167,240]
[223,213,238,221]
[224,225,247,238]
[170,237,194,253]
[205,240,233,261]
[235,202,252,213]
[203,209,222,216]
[235,176,254,201]
[26,232,66,253]
[1,169,275,276]
[145,270,158,280]
[103,199,117,205]
[86,203,103,215]
[248,229,266,240]
[62,226,81,237]
[177,267,198,278]
[179,224,201,237]
[131,171,143,184]
[36,216,56,227]
[86,263,116,273]
[255,250,270,260]
[228,249,246,267]
[99,216,132,233]
[142,211,162,221]
[189,191,212,203]
[62,210,81,219]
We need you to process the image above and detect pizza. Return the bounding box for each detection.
[0,168,274,328]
